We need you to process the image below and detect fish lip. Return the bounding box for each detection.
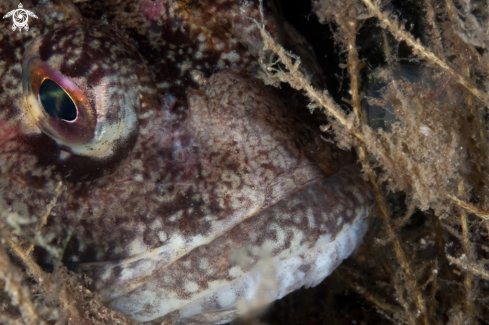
[106,217,370,323]
[71,164,373,310]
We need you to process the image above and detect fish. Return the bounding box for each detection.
[0,0,374,323]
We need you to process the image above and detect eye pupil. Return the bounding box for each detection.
[39,79,77,122]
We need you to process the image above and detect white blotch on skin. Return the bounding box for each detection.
[197,33,206,42]
[100,269,112,281]
[168,210,183,222]
[352,188,365,205]
[199,258,209,270]
[217,289,236,308]
[158,231,167,242]
[307,208,316,229]
[59,150,71,160]
[214,42,225,50]
[228,266,242,278]
[186,281,199,293]
[221,51,240,63]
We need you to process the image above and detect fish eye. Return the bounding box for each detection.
[39,79,77,122]
[21,24,147,159]
[22,57,98,152]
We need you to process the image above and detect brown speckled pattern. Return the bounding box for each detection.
[76,0,284,98]
[105,165,372,320]
[0,0,374,323]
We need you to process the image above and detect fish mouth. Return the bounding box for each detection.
[109,218,369,323]
[72,165,373,323]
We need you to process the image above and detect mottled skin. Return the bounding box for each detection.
[0,0,374,323]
